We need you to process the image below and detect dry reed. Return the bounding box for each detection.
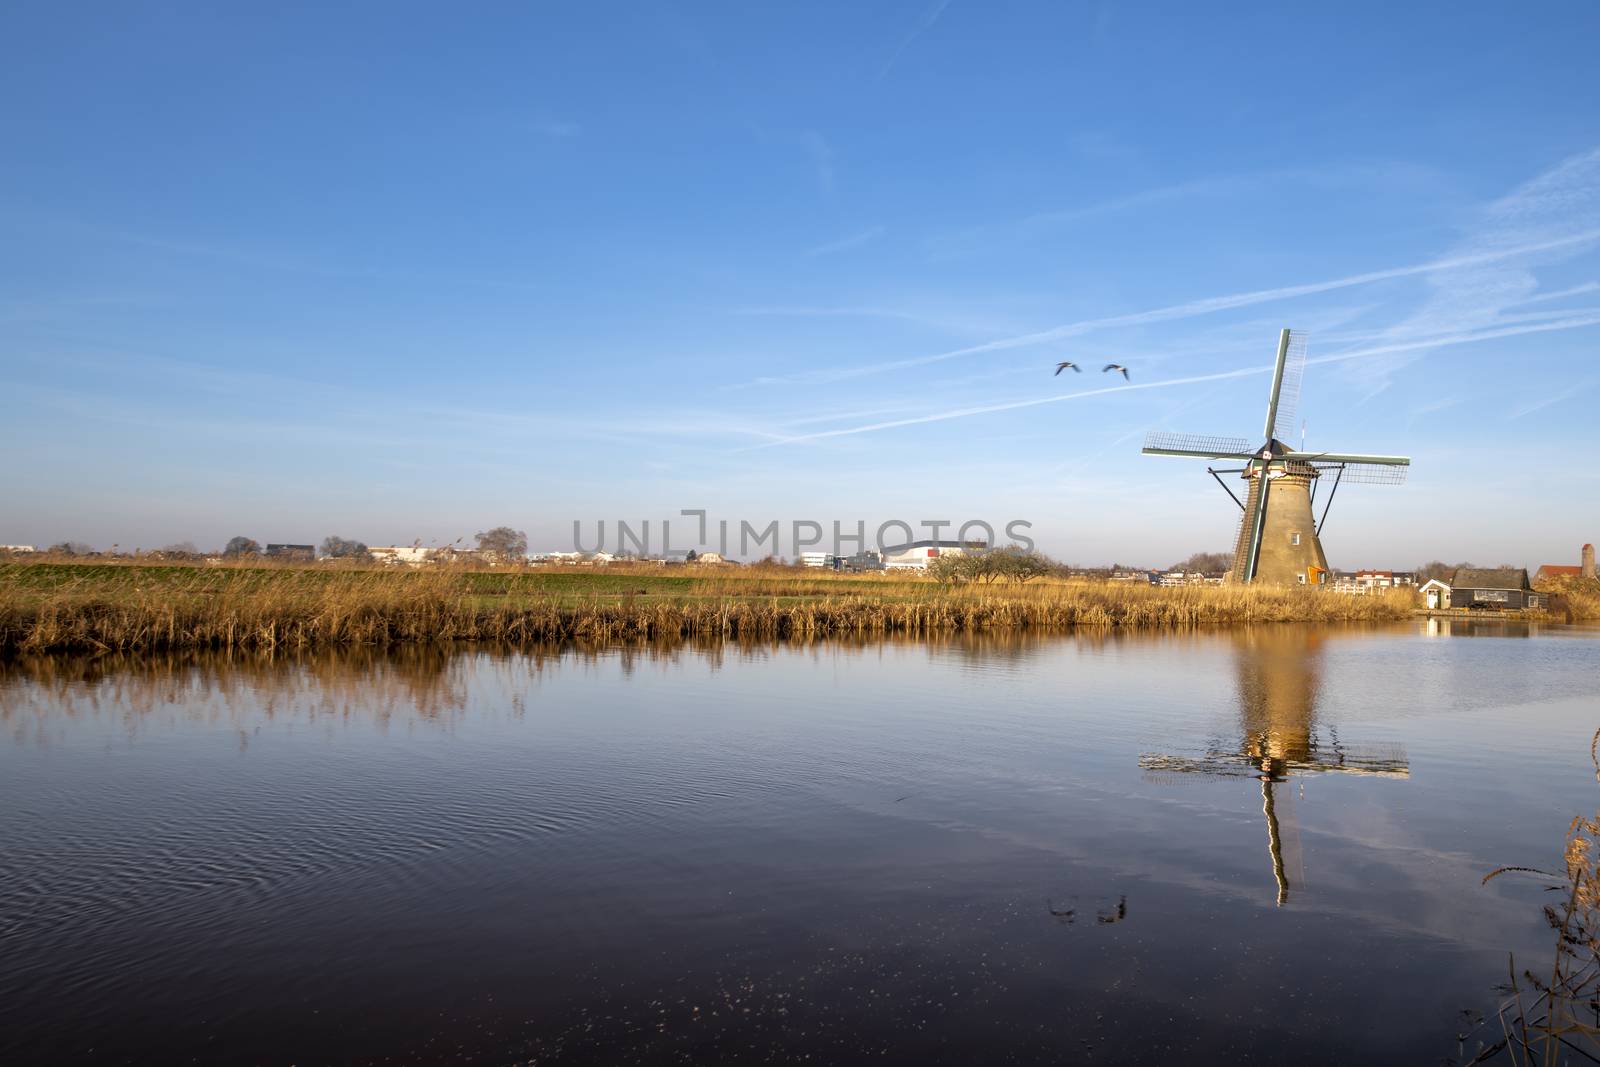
[1459,728,1600,1065]
[0,560,1421,655]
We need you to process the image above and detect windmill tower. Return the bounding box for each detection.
[1142,329,1410,586]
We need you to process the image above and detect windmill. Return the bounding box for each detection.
[1142,329,1410,585]
[1139,629,1409,904]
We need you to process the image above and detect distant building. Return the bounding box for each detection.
[0,545,36,554]
[368,545,431,566]
[1331,569,1416,594]
[1419,578,1452,609]
[881,539,986,571]
[841,551,883,572]
[1446,568,1546,611]
[799,551,842,569]
[265,544,314,562]
[1110,569,1159,584]
[1535,544,1596,583]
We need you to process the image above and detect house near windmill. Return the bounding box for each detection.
[1534,543,1596,584]
[1142,329,1410,586]
[1422,568,1547,612]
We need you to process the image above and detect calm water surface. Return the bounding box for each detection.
[3,622,1599,1064]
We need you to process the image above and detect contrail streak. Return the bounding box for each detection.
[763,227,1600,386]
[753,311,1600,446]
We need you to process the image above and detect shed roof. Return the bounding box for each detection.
[1451,567,1531,591]
[1536,564,1582,578]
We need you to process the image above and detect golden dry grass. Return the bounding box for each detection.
[1536,575,1600,623]
[0,559,1422,654]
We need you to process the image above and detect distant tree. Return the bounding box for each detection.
[1170,551,1233,575]
[161,541,202,558]
[1417,560,1473,582]
[685,549,698,562]
[992,546,1057,583]
[320,536,371,560]
[930,546,1056,585]
[48,541,93,556]
[223,536,261,558]
[475,526,529,561]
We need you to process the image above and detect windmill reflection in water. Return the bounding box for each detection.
[1140,629,1409,904]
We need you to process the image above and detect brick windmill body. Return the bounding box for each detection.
[1142,329,1411,586]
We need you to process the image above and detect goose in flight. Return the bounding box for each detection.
[1054,361,1081,375]
[1103,364,1130,380]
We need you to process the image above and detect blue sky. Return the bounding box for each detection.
[3,1,1599,567]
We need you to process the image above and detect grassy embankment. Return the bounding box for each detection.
[0,558,1427,654]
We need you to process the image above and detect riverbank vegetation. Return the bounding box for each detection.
[1462,728,1600,1065]
[1538,575,1600,624]
[0,558,1429,654]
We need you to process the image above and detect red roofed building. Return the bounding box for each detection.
[1534,544,1595,584]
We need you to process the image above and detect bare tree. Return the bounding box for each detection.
[475,526,529,561]
[223,536,261,558]
[161,541,202,558]
[1417,560,1473,582]
[930,546,1057,584]
[48,541,93,556]
[320,536,370,561]
[1170,551,1233,574]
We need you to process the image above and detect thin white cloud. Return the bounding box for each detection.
[1506,379,1597,419]
[925,176,1249,259]
[752,313,1600,446]
[1349,146,1600,395]
[531,117,580,138]
[748,226,1600,388]
[880,0,955,80]
[1513,281,1600,306]
[804,225,886,258]
[799,130,835,192]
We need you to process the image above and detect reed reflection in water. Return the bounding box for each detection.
[1,623,1597,1065]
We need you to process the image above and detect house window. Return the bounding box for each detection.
[1291,532,1301,545]
[1297,574,1306,584]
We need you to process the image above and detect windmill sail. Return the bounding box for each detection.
[1288,451,1411,485]
[1270,330,1308,442]
[1232,466,1270,583]
[1142,432,1253,458]
[1307,461,1409,485]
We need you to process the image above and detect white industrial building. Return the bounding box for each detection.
[881,539,986,571]
[368,545,432,566]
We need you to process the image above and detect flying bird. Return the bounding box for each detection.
[1103,364,1130,380]
[1054,361,1080,375]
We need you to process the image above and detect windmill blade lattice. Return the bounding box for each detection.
[1142,431,1253,457]
[1271,330,1308,442]
[1309,461,1408,485]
